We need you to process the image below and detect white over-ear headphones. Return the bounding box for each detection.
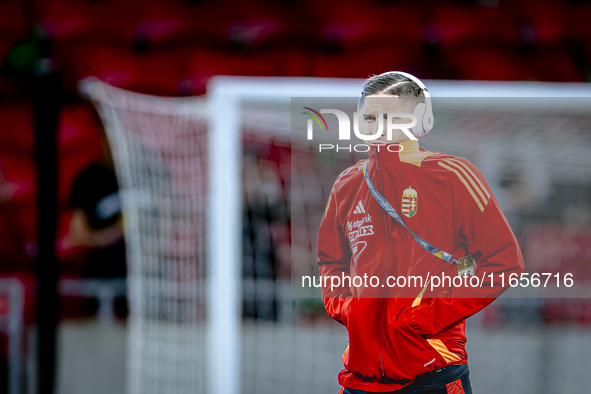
[357,71,434,138]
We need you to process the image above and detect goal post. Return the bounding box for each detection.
[205,76,364,394]
[206,86,241,394]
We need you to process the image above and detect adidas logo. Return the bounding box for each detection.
[353,200,365,214]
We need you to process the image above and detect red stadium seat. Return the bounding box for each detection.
[57,104,102,156]
[500,0,582,81]
[311,45,424,79]
[0,214,17,258]
[56,42,193,96]
[35,0,141,43]
[0,195,36,267]
[501,0,572,45]
[216,0,311,50]
[0,154,36,204]
[446,47,534,81]
[304,1,424,51]
[61,41,315,95]
[80,0,305,52]
[122,0,231,48]
[0,102,35,155]
[188,47,312,94]
[449,45,584,82]
[0,102,102,157]
[431,3,520,52]
[0,107,37,266]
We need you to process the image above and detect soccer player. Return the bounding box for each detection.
[316,72,524,393]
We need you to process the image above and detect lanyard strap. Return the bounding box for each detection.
[361,161,457,264]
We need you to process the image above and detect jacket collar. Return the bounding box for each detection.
[368,140,420,166]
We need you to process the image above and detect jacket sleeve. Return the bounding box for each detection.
[317,186,353,326]
[407,159,525,337]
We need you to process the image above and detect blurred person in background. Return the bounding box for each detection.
[67,112,125,278]
[242,154,286,321]
[317,72,524,394]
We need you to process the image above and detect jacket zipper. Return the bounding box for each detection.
[373,149,389,380]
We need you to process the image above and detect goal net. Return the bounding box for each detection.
[81,76,591,394]
[80,79,209,394]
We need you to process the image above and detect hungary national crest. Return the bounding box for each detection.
[402,186,418,218]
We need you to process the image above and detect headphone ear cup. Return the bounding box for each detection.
[412,103,426,138]
[423,104,434,133]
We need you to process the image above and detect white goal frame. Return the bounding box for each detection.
[206,76,591,394]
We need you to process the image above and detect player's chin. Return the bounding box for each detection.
[364,138,388,146]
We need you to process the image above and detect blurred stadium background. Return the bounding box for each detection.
[1,0,591,394]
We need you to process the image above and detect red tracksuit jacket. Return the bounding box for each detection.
[317,140,524,392]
